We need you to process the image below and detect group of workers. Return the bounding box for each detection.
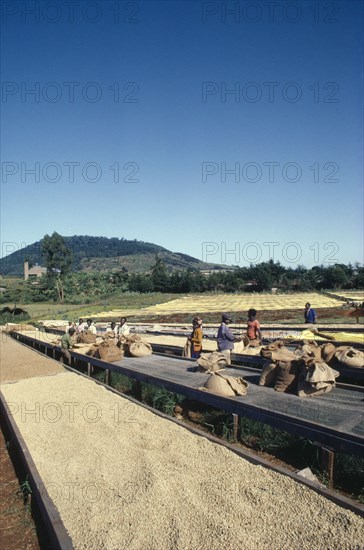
[60,303,318,366]
[188,309,261,364]
[189,303,318,364]
[60,317,130,364]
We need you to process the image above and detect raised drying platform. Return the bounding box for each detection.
[10,331,364,459]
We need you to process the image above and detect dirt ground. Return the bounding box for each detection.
[0,337,65,550]
[0,428,40,550]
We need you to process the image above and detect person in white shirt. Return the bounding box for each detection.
[76,318,87,333]
[86,318,97,335]
[106,321,118,338]
[118,317,130,337]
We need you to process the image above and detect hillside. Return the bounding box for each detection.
[0,236,225,275]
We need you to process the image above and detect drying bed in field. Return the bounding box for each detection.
[1,341,364,550]
[93,293,343,318]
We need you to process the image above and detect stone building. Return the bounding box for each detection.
[24,261,47,280]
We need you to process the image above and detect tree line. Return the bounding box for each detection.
[2,233,363,304]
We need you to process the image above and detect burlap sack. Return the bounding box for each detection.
[96,341,123,363]
[120,334,141,344]
[242,335,250,347]
[129,341,152,357]
[320,343,337,364]
[261,347,297,362]
[335,347,364,368]
[199,372,248,397]
[87,344,99,357]
[197,352,228,373]
[248,338,261,348]
[264,340,285,351]
[275,361,300,393]
[303,339,319,347]
[182,339,192,358]
[259,362,277,387]
[301,343,322,361]
[298,360,339,397]
[77,332,96,344]
[119,334,150,356]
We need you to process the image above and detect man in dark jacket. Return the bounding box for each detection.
[217,313,237,365]
[304,303,317,324]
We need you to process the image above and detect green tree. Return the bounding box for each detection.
[151,255,169,292]
[42,232,72,302]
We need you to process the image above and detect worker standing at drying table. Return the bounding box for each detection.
[76,318,87,333]
[247,308,262,345]
[188,316,203,359]
[60,327,75,365]
[106,321,118,338]
[217,313,240,365]
[86,319,97,335]
[118,317,130,337]
[304,303,317,324]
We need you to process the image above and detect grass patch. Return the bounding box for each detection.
[110,372,135,394]
[0,312,31,325]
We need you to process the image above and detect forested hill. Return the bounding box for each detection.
[0,235,215,275]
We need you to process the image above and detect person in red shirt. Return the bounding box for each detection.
[246,308,262,344]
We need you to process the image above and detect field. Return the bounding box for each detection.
[2,291,362,326]
[91,292,344,319]
[326,291,364,302]
[0,293,179,323]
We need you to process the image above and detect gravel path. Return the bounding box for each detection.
[1,338,363,549]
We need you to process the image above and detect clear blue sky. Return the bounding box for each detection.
[1,0,363,268]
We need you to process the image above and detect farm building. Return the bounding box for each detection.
[24,261,47,281]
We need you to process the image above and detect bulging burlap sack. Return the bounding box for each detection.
[335,347,364,368]
[197,352,228,373]
[275,361,301,393]
[320,343,337,364]
[301,343,322,361]
[129,341,152,357]
[265,340,285,351]
[199,372,248,397]
[303,339,319,347]
[298,360,339,397]
[259,362,277,387]
[248,338,261,348]
[77,332,96,344]
[261,347,297,362]
[96,340,123,363]
[119,334,151,357]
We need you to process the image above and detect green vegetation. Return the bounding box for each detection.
[42,232,72,302]
[0,290,180,324]
[1,260,363,309]
[0,234,205,276]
